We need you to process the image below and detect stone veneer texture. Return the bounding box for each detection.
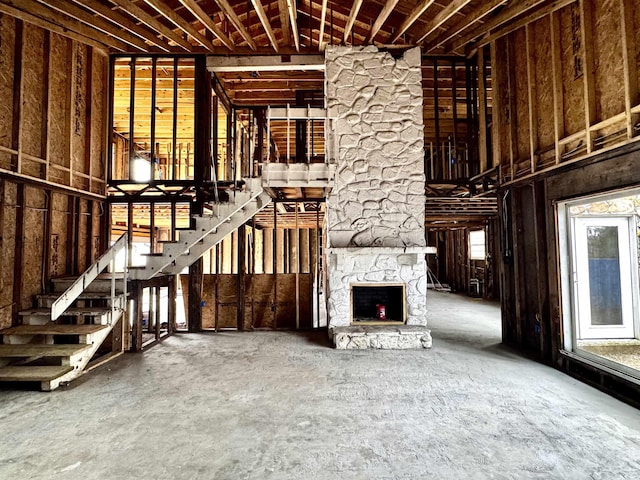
[324,46,428,330]
[325,45,426,248]
[327,250,428,327]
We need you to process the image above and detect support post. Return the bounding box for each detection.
[188,257,203,332]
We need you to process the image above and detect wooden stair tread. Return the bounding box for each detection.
[0,365,74,382]
[1,324,108,335]
[0,344,91,357]
[19,307,112,316]
[38,292,117,300]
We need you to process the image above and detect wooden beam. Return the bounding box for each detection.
[214,0,257,50]
[525,24,538,173]
[550,11,564,164]
[206,55,324,72]
[447,0,568,52]
[142,0,216,50]
[620,0,638,139]
[38,0,151,51]
[344,0,364,43]
[470,0,576,52]
[424,0,506,51]
[110,0,194,52]
[477,47,488,172]
[286,0,300,52]
[318,0,328,48]
[415,0,472,44]
[250,0,279,52]
[579,0,595,154]
[389,0,436,44]
[237,224,246,331]
[76,0,173,52]
[188,257,203,332]
[1,0,127,51]
[178,0,235,50]
[278,0,291,47]
[366,0,399,43]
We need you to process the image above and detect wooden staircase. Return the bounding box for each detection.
[0,236,128,391]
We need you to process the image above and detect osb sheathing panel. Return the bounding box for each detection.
[512,29,531,161]
[592,0,625,121]
[20,186,45,310]
[50,192,69,277]
[560,6,586,137]
[91,52,107,185]
[248,275,275,329]
[634,1,640,103]
[533,17,555,150]
[21,28,46,161]
[275,274,296,329]
[0,181,16,329]
[71,44,88,190]
[48,34,71,180]
[0,15,16,151]
[201,275,216,329]
[494,37,511,165]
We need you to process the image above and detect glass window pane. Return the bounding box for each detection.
[586,226,622,325]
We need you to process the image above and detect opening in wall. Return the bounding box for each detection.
[558,188,640,378]
[351,284,405,324]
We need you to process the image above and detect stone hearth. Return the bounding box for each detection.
[333,325,433,350]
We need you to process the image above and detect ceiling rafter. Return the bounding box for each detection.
[214,0,258,50]
[0,1,112,51]
[343,0,364,43]
[72,0,174,52]
[286,0,301,52]
[366,0,400,43]
[422,0,507,52]
[278,0,292,47]
[415,0,472,44]
[249,0,279,52]
[3,0,129,50]
[446,0,561,52]
[110,0,194,51]
[318,0,328,49]
[141,0,216,50]
[178,0,235,50]
[38,0,151,52]
[388,0,436,44]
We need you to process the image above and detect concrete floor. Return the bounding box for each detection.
[2,292,640,479]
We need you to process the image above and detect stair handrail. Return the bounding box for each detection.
[51,233,129,322]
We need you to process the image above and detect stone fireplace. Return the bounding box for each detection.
[324,46,431,349]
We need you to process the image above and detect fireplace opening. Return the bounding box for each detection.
[351,284,405,324]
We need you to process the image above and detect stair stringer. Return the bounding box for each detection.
[161,191,272,275]
[131,179,266,280]
[36,298,125,391]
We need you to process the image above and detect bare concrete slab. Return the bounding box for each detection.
[1,292,640,479]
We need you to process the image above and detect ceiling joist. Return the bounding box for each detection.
[141,0,216,51]
[214,0,258,50]
[343,0,364,43]
[178,0,235,51]
[366,0,400,43]
[110,0,194,52]
[72,0,174,52]
[388,0,436,44]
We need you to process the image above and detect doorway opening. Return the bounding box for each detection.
[559,189,640,375]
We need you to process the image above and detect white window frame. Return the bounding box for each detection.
[468,229,486,261]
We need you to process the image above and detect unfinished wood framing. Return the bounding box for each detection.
[491,0,640,183]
